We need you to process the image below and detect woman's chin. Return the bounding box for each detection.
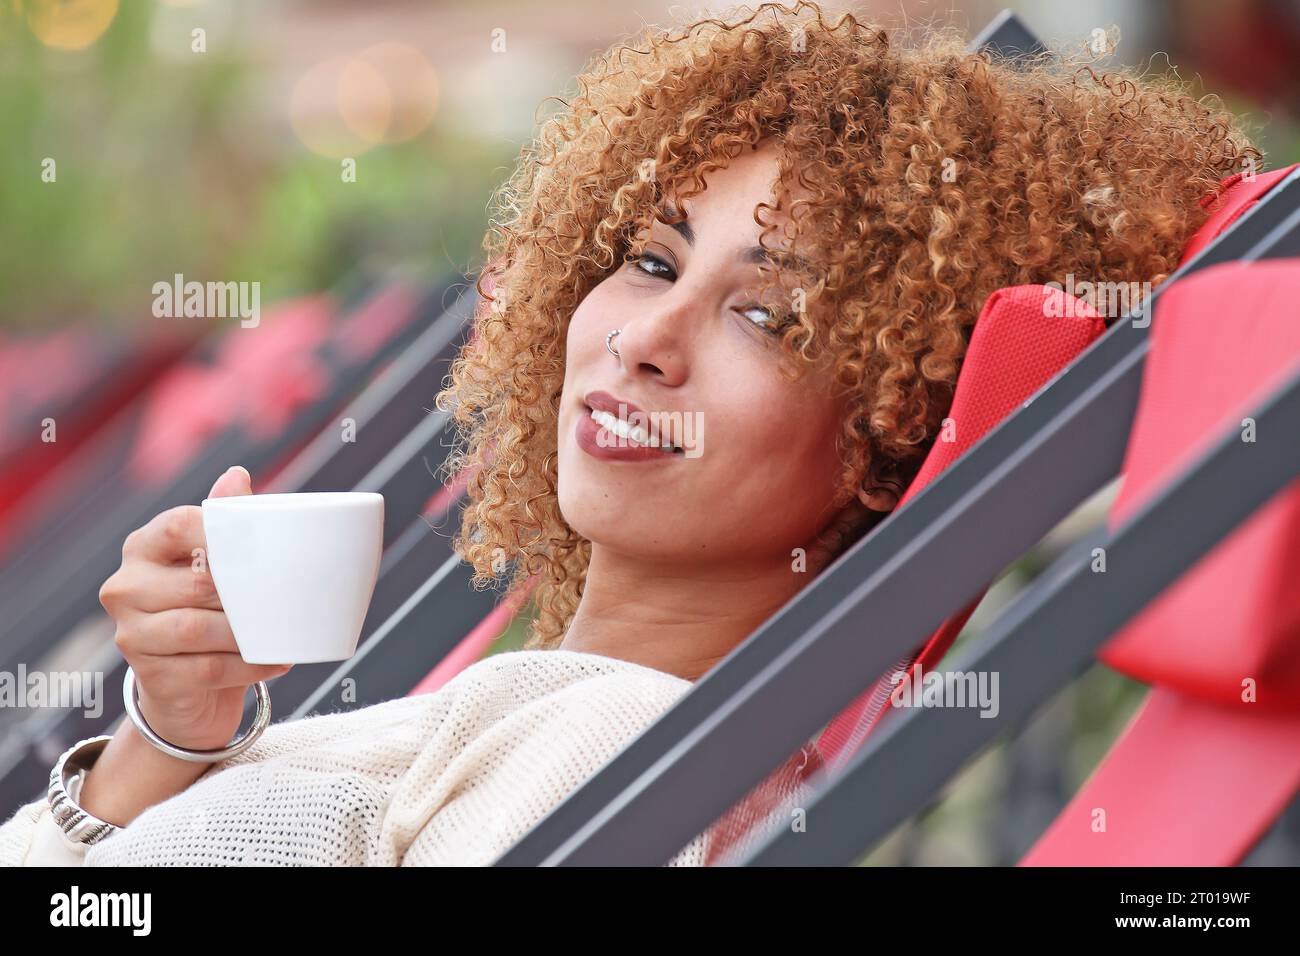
[559,503,683,555]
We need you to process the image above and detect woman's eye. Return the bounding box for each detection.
[738,304,790,336]
[625,251,675,280]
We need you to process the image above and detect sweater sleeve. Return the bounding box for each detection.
[0,797,70,867]
[0,768,93,867]
[395,667,710,866]
[28,807,92,865]
[75,693,446,866]
[0,693,441,868]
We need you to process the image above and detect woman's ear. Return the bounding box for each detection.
[857,483,900,513]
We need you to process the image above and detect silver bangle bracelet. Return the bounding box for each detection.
[49,735,122,847]
[122,666,272,763]
[46,673,273,847]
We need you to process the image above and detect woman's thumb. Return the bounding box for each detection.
[207,465,253,499]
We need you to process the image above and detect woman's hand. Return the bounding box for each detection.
[98,465,294,751]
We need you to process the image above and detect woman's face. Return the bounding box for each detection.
[557,142,857,571]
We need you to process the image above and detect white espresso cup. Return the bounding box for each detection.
[200,491,384,664]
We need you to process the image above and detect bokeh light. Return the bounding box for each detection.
[21,0,119,51]
[352,42,440,144]
[289,42,439,158]
[290,55,392,159]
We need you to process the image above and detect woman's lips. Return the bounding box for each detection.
[576,406,680,462]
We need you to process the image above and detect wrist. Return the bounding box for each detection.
[76,722,213,827]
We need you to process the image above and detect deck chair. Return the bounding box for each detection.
[1020,256,1300,865]
[728,263,1300,868]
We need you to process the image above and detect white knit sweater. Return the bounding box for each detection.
[0,649,709,866]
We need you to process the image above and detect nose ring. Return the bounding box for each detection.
[605,328,621,357]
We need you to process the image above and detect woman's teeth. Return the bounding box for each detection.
[589,407,679,452]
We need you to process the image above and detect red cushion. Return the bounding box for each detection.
[1177,165,1297,268]
[816,285,1104,767]
[1021,686,1300,866]
[1099,259,1300,705]
[1023,258,1300,866]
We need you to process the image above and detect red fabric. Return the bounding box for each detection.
[1023,258,1300,865]
[816,285,1105,768]
[127,297,333,484]
[1021,688,1300,866]
[1177,164,1297,268]
[1100,259,1300,704]
[0,324,194,555]
[212,299,334,442]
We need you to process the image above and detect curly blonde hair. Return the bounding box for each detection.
[433,0,1261,651]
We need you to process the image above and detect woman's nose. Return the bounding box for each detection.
[606,298,692,383]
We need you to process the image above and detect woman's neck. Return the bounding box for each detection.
[557,546,807,683]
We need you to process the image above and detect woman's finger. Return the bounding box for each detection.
[115,561,225,614]
[134,651,292,693]
[119,606,242,657]
[123,505,207,567]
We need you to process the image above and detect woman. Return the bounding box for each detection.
[0,1,1260,866]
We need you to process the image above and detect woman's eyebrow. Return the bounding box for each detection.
[658,201,812,273]
[659,202,696,245]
